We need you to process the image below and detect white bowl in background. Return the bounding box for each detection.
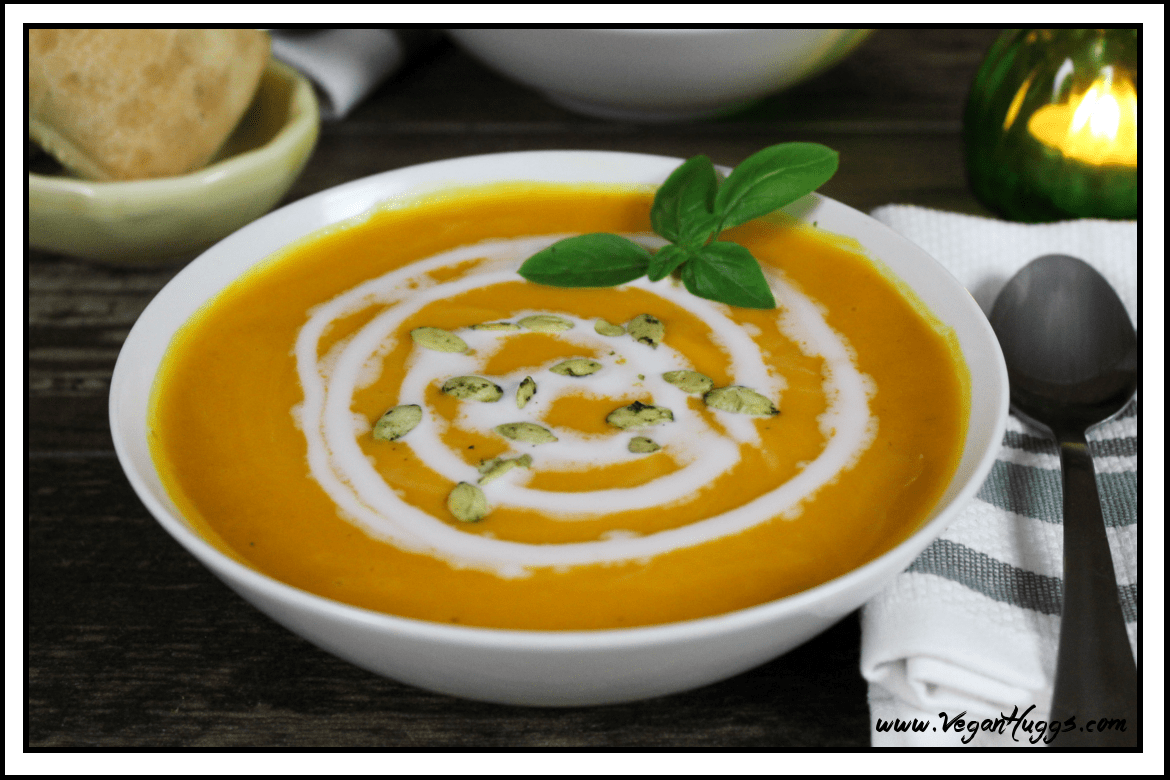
[110,150,1008,706]
[28,59,319,265]
[446,29,872,122]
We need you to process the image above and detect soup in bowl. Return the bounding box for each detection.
[110,150,1008,705]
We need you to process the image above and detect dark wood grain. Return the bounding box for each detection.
[26,28,1003,748]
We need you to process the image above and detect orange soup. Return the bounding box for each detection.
[149,184,969,630]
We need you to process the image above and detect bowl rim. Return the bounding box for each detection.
[110,148,1008,650]
[28,58,318,198]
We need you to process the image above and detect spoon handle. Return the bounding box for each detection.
[1049,433,1138,747]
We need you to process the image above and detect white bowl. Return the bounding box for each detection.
[110,150,1008,706]
[447,29,872,122]
[28,59,319,264]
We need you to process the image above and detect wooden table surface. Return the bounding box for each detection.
[27,28,1004,748]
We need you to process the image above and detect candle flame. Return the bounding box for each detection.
[1027,70,1137,167]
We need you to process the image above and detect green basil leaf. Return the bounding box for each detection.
[516,143,836,310]
[650,154,718,246]
[679,241,776,309]
[679,212,723,248]
[518,233,651,287]
[713,143,839,231]
[646,244,693,282]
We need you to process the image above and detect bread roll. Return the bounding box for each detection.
[28,29,270,180]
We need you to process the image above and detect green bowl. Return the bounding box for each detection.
[28,59,319,264]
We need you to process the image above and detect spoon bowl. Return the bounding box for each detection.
[989,254,1137,748]
[991,254,1137,432]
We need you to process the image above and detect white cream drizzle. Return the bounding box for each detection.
[293,235,876,578]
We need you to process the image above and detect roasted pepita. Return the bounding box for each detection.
[704,385,779,416]
[517,314,574,332]
[549,358,602,377]
[516,376,537,408]
[371,404,423,441]
[477,454,533,485]
[494,422,559,444]
[628,436,661,453]
[410,326,468,353]
[593,319,625,337]
[605,401,674,429]
[441,376,504,402]
[627,314,665,348]
[662,369,714,395]
[447,482,489,522]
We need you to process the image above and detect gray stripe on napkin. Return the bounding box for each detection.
[1001,426,1137,457]
[1088,436,1139,458]
[1097,471,1138,528]
[909,538,1062,614]
[976,461,1136,528]
[1122,582,1139,622]
[908,539,1139,622]
[976,461,1063,522]
[1002,429,1059,455]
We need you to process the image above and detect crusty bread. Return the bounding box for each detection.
[28,29,270,180]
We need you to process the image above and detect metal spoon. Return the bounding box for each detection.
[989,254,1137,748]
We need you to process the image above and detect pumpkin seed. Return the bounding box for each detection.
[470,321,521,331]
[516,376,537,408]
[549,358,602,377]
[477,454,533,485]
[594,319,625,337]
[662,369,714,395]
[628,436,660,454]
[442,376,503,402]
[447,482,489,523]
[411,326,468,353]
[704,385,779,416]
[495,422,558,444]
[627,314,665,348]
[518,314,574,332]
[372,404,423,441]
[605,401,674,429]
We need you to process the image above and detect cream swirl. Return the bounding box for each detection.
[294,235,876,577]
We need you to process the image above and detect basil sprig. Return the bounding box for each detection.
[517,143,839,309]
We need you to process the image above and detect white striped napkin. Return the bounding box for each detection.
[860,205,1138,747]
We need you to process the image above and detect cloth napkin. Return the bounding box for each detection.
[861,205,1139,747]
[269,29,439,120]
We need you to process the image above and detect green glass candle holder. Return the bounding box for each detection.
[964,29,1138,222]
